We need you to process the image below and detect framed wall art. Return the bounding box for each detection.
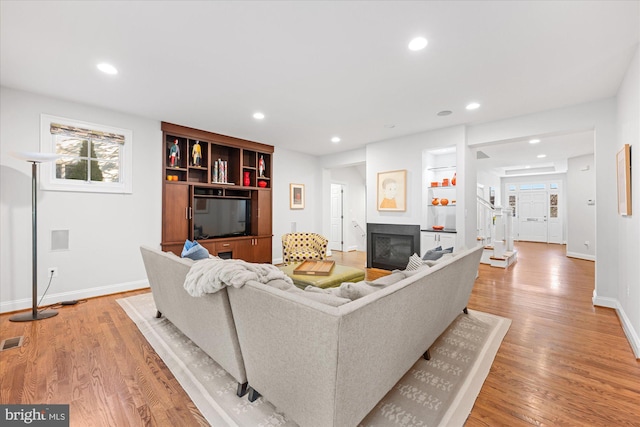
[290,183,305,209]
[377,169,407,212]
[616,144,632,216]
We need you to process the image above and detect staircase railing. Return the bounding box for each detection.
[477,196,495,245]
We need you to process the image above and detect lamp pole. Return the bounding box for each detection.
[10,156,58,322]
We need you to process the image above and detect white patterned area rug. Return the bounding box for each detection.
[117,293,510,427]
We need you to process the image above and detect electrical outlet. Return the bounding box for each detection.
[48,267,58,278]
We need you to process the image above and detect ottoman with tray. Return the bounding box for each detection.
[279,261,366,289]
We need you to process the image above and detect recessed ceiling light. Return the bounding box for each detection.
[437,110,453,116]
[331,137,341,143]
[96,63,118,75]
[525,165,531,169]
[408,37,428,51]
[253,112,265,120]
[537,154,547,158]
[529,139,540,144]
[466,102,480,110]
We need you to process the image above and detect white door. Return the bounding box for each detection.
[329,184,343,251]
[518,191,547,242]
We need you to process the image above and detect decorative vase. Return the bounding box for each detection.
[440,198,449,206]
[258,180,267,188]
[432,198,439,205]
[243,171,251,186]
[442,178,449,186]
[452,173,457,186]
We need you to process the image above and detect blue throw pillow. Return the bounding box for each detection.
[423,246,454,261]
[422,246,442,261]
[181,240,210,260]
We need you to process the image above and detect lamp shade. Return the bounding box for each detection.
[12,151,59,163]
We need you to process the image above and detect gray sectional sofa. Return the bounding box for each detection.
[140,244,484,426]
[139,246,249,396]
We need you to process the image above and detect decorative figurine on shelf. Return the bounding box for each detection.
[192,141,201,166]
[169,139,180,167]
[258,155,265,177]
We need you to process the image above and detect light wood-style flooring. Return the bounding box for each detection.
[1,242,639,426]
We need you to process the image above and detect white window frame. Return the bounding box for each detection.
[40,114,133,194]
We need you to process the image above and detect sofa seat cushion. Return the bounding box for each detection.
[369,271,407,286]
[338,280,378,300]
[262,277,350,306]
[288,250,323,260]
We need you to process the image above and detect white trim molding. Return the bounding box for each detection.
[593,291,640,359]
[0,279,149,314]
[566,252,596,261]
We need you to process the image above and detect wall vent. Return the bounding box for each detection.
[51,229,69,251]
[1,336,24,351]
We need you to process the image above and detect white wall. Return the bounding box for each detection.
[566,154,596,260]
[477,170,502,206]
[272,147,323,264]
[0,87,161,312]
[329,166,367,251]
[366,126,472,247]
[615,45,640,357]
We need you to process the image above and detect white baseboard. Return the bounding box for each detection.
[0,279,149,314]
[272,257,284,265]
[616,304,640,359]
[593,292,640,359]
[566,251,595,261]
[592,292,617,309]
[347,245,358,252]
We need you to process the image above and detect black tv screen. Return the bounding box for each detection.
[193,198,251,239]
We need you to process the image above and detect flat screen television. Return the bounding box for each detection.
[193,197,251,239]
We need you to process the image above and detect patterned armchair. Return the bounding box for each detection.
[282,233,328,265]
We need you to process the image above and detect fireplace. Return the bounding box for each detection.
[367,223,420,270]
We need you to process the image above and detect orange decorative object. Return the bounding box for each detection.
[440,198,449,206]
[432,198,440,205]
[432,225,445,230]
[430,181,439,187]
[442,178,449,186]
[258,180,267,188]
[451,173,457,186]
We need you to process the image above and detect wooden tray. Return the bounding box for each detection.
[293,260,335,276]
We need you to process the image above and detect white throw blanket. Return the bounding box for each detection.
[184,258,293,297]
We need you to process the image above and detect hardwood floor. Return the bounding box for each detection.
[1,242,638,426]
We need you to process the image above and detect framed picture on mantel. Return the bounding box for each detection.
[616,144,632,216]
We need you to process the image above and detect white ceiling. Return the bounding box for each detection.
[1,1,638,169]
[474,130,595,177]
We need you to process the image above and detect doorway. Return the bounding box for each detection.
[329,183,344,252]
[508,181,563,244]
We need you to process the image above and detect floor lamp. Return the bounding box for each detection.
[10,152,59,322]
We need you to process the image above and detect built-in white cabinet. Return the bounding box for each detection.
[420,231,457,256]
